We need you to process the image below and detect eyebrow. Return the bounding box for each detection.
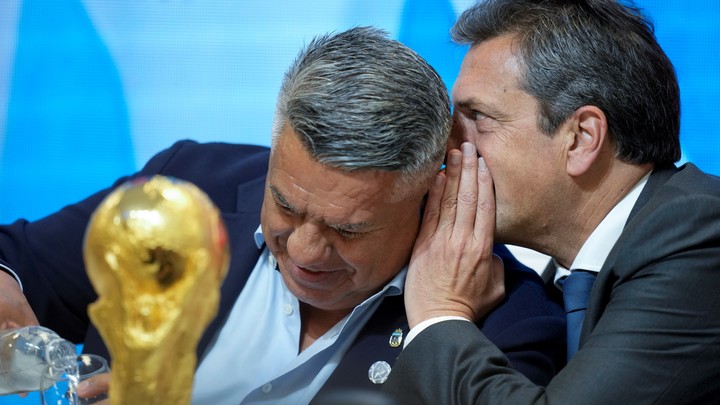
[269,185,300,214]
[453,98,478,111]
[269,185,374,232]
[455,97,502,116]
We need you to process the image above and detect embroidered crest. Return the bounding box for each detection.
[389,328,403,348]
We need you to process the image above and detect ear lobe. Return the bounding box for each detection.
[566,106,607,177]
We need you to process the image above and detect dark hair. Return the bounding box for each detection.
[274,27,452,196]
[452,0,681,164]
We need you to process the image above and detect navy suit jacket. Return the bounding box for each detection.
[0,140,566,398]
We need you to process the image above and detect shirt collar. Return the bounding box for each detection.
[554,171,651,287]
[253,224,264,248]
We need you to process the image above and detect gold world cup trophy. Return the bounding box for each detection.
[83,176,230,404]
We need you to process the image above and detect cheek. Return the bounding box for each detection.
[350,219,419,282]
[493,159,544,213]
[339,241,404,288]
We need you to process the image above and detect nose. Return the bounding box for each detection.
[285,222,331,269]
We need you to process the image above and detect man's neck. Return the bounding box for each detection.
[549,161,653,268]
[298,302,351,352]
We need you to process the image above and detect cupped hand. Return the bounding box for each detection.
[404,142,505,327]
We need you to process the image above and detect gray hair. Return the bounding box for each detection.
[452,0,681,165]
[272,26,452,198]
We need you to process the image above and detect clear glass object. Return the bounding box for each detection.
[0,326,77,395]
[40,354,109,405]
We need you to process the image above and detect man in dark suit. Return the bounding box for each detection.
[383,0,720,404]
[0,27,565,403]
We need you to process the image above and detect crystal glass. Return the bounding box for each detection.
[40,354,109,405]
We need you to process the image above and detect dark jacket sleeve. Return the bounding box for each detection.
[0,140,269,344]
[381,245,566,404]
[0,141,195,342]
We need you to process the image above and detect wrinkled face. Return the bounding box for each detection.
[451,34,567,244]
[261,127,424,312]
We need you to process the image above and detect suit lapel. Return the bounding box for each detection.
[196,176,266,360]
[581,165,678,342]
[315,295,408,398]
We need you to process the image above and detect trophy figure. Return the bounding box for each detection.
[83,176,230,404]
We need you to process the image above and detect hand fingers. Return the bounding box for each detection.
[77,372,111,398]
[455,143,479,237]
[437,148,463,231]
[474,157,496,244]
[416,172,446,242]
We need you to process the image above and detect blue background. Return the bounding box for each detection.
[0,0,718,227]
[0,0,718,402]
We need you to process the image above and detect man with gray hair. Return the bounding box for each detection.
[0,27,565,403]
[385,0,720,403]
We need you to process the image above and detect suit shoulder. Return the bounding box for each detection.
[639,164,720,222]
[142,140,269,181]
[611,164,720,279]
[666,163,720,196]
[161,140,270,164]
[137,140,270,211]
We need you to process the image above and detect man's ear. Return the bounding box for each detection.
[566,106,608,177]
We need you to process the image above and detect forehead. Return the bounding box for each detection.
[268,128,414,221]
[453,35,523,102]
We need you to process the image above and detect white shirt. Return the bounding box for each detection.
[192,226,406,404]
[553,172,650,288]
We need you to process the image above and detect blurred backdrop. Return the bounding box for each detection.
[0,0,718,402]
[1,0,719,226]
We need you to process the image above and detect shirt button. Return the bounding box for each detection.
[262,383,272,393]
[283,304,293,315]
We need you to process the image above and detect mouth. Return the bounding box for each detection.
[286,262,344,288]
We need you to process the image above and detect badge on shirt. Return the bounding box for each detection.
[389,328,403,348]
[368,361,392,384]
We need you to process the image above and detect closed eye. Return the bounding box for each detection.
[333,227,363,239]
[329,221,371,239]
[277,203,296,215]
[270,185,300,216]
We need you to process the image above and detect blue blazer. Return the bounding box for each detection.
[0,140,566,398]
